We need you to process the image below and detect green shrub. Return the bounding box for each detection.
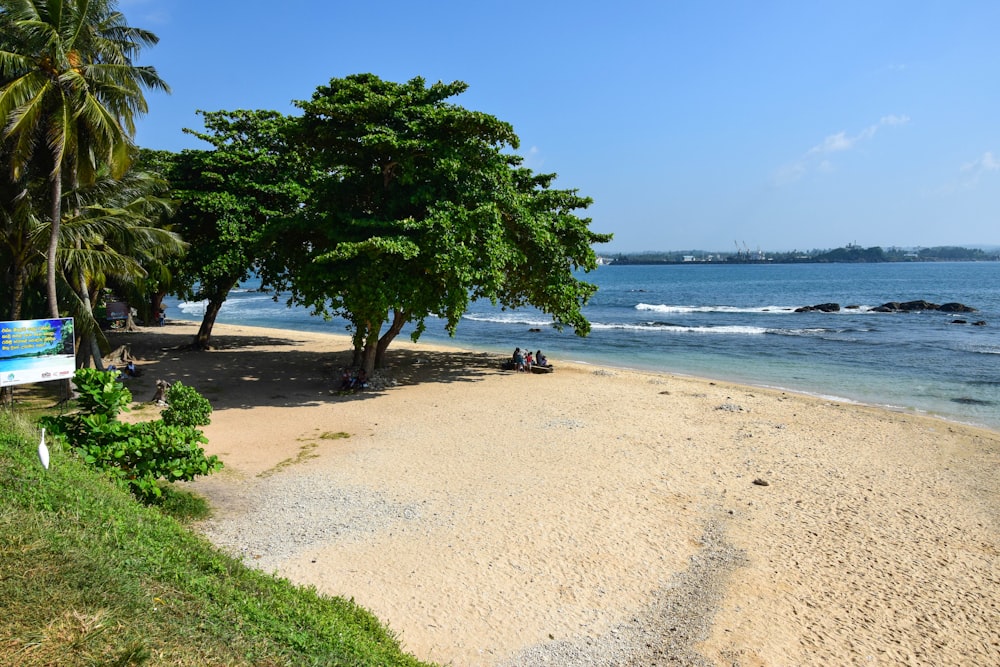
[162,381,213,427]
[41,369,223,502]
[72,366,132,417]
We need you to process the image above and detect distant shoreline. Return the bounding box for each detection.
[604,257,1000,265]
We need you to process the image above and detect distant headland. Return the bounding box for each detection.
[601,244,1000,265]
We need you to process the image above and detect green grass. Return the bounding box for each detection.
[0,410,435,667]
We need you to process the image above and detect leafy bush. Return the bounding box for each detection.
[41,369,222,502]
[161,381,212,427]
[72,367,132,417]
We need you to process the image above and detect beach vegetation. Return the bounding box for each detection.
[164,109,309,349]
[161,379,213,427]
[40,368,222,502]
[57,164,185,367]
[0,0,169,319]
[259,74,612,373]
[0,408,433,666]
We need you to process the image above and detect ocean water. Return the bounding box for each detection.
[165,262,1000,430]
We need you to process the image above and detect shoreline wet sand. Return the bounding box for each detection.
[112,321,1000,666]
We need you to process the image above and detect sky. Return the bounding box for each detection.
[124,0,1000,253]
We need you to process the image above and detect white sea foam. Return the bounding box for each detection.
[463,313,555,327]
[589,322,770,335]
[634,303,880,314]
[177,299,208,315]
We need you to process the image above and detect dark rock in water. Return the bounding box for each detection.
[845,305,861,310]
[952,397,994,406]
[939,302,977,313]
[973,320,987,326]
[528,328,541,333]
[899,300,939,311]
[795,302,840,313]
[951,319,968,324]
[874,300,976,313]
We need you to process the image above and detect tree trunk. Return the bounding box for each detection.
[361,331,379,376]
[150,291,167,326]
[48,169,73,401]
[194,299,224,349]
[46,172,62,319]
[76,249,100,369]
[9,264,25,320]
[0,258,25,402]
[357,316,387,375]
[374,310,408,370]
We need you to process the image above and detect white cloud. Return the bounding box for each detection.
[929,151,998,196]
[775,115,910,185]
[809,131,854,154]
[880,114,910,126]
[961,151,999,173]
[523,145,544,170]
[957,151,999,188]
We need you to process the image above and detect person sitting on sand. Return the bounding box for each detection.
[535,350,549,367]
[340,368,354,391]
[511,347,526,372]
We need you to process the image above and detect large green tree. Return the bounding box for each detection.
[0,0,168,318]
[262,74,611,373]
[167,110,308,349]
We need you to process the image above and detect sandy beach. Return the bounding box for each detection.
[111,320,999,666]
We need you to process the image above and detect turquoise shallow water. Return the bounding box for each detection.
[166,262,1000,430]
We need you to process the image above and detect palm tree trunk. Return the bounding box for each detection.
[9,267,26,320]
[46,172,62,319]
[48,169,73,401]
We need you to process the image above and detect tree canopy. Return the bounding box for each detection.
[260,74,611,372]
[166,110,308,349]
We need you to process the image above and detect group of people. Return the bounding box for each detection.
[510,347,552,373]
[106,361,141,379]
[339,367,369,392]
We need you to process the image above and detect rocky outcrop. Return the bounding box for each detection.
[872,300,977,313]
[795,299,979,314]
[795,302,841,313]
[939,302,978,313]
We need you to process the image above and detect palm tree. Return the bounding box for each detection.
[60,165,183,367]
[0,0,169,318]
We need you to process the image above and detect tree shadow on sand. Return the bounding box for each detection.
[108,329,506,412]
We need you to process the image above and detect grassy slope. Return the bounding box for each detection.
[0,411,435,667]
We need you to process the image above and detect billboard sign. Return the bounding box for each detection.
[106,301,128,322]
[0,318,76,387]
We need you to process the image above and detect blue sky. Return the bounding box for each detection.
[125,1,999,253]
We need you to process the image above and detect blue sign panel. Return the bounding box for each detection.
[0,318,76,387]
